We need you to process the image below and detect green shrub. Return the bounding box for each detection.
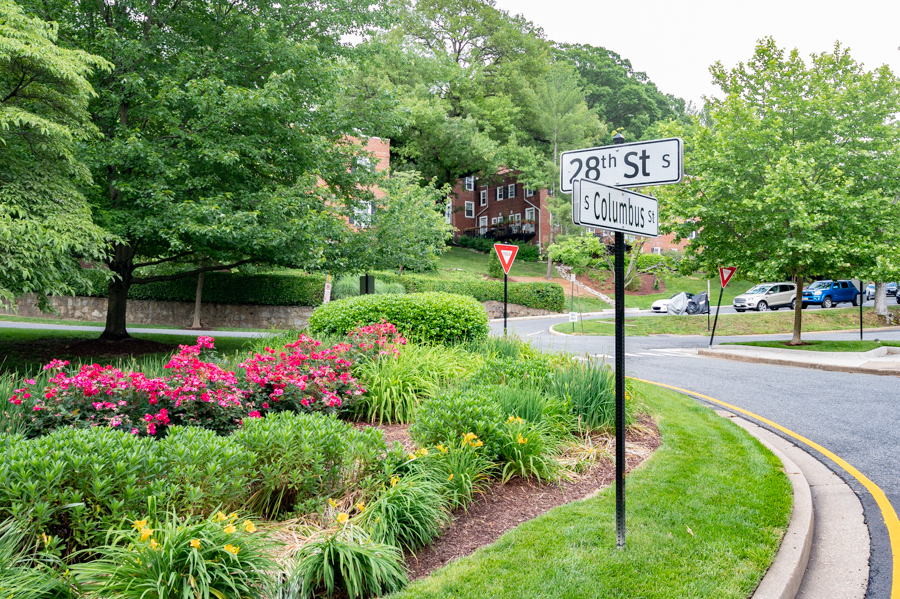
[235,412,385,518]
[308,292,489,345]
[332,275,406,300]
[488,251,504,278]
[410,386,506,460]
[357,471,449,551]
[376,273,565,312]
[547,362,635,431]
[456,238,540,261]
[471,351,563,390]
[353,344,481,424]
[159,427,256,516]
[290,525,408,599]
[71,512,277,599]
[0,428,167,554]
[75,269,326,306]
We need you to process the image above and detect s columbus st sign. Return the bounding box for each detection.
[572,179,658,238]
[559,137,683,193]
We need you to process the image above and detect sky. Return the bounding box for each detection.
[493,0,900,109]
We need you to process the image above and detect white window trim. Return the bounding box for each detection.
[651,247,662,255]
[464,201,474,218]
[525,188,534,198]
[479,190,487,206]
[525,207,535,220]
[514,213,522,222]
[464,176,475,191]
[496,188,504,201]
[507,184,516,198]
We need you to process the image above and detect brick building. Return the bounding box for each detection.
[448,169,551,251]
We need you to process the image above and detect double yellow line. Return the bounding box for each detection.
[633,377,900,599]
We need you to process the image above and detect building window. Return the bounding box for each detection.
[496,187,505,201]
[445,201,452,223]
[507,184,516,198]
[348,202,373,226]
[651,247,662,255]
[525,188,534,198]
[491,217,499,225]
[479,215,488,234]
[464,201,474,218]
[514,213,522,222]
[479,190,487,206]
[689,230,699,239]
[464,176,475,191]
[525,207,535,221]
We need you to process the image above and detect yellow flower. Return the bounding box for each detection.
[355,502,365,512]
[417,447,428,457]
[517,434,528,444]
[436,444,448,453]
[447,473,454,482]
[473,439,483,447]
[214,511,227,522]
[149,538,159,550]
[140,528,153,542]
[390,476,399,487]
[224,544,240,555]
[223,524,237,534]
[227,512,237,521]
[133,520,148,530]
[507,415,523,423]
[328,498,337,508]
[408,452,417,460]
[242,520,257,533]
[336,512,349,524]
[190,539,201,549]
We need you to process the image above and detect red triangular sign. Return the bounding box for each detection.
[494,243,519,275]
[719,266,737,288]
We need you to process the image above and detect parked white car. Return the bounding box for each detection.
[651,292,694,313]
[733,282,797,312]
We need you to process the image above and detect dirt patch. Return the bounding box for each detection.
[356,422,417,453]
[404,416,661,580]
[0,337,178,367]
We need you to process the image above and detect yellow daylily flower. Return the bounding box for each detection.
[243,520,257,533]
[355,502,365,512]
[336,512,349,524]
[133,520,148,530]
[224,544,240,555]
[140,528,153,542]
[223,524,237,534]
[190,539,201,549]
[214,511,227,522]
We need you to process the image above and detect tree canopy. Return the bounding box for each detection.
[658,38,900,343]
[0,0,110,307]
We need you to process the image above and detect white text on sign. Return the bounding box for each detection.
[572,179,659,238]
[559,138,683,193]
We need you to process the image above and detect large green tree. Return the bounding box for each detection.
[659,38,900,344]
[0,0,110,308]
[20,0,389,339]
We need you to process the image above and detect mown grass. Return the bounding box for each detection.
[555,306,900,337]
[728,339,900,352]
[390,380,791,599]
[438,246,555,279]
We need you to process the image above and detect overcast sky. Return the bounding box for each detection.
[493,0,900,109]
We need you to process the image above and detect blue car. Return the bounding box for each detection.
[802,280,861,309]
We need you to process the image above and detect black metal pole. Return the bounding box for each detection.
[615,231,626,549]
[504,272,508,336]
[709,287,725,348]
[860,282,863,341]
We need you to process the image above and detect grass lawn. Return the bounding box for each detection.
[438,246,557,279]
[0,329,262,376]
[554,306,899,337]
[726,339,900,352]
[391,380,791,599]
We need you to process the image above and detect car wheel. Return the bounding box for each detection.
[801,303,808,309]
[790,299,796,310]
[852,295,860,307]
[822,296,833,309]
[757,301,768,312]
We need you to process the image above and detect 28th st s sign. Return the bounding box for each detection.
[559,137,683,193]
[572,178,659,238]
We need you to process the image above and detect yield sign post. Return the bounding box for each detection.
[710,266,736,348]
[493,244,519,335]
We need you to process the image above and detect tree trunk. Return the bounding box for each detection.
[789,275,803,345]
[875,282,888,317]
[101,243,135,341]
[190,267,204,329]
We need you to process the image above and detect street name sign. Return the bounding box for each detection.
[559,137,683,193]
[572,179,659,238]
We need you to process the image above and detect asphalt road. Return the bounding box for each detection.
[492,314,900,599]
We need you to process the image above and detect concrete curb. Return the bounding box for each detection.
[715,412,814,599]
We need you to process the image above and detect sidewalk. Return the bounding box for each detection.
[701,344,900,376]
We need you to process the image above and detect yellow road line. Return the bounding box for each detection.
[632,377,900,599]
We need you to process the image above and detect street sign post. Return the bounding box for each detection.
[493,244,519,335]
[567,135,681,551]
[709,266,737,348]
[560,137,683,193]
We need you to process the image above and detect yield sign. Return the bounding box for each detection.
[494,243,519,275]
[719,266,737,288]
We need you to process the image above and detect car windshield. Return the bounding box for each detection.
[745,285,770,295]
[807,281,832,290]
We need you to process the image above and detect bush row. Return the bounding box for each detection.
[376,273,565,312]
[456,237,541,261]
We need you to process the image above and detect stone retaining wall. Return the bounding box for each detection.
[7,294,314,330]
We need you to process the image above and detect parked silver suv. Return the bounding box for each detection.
[733,282,797,312]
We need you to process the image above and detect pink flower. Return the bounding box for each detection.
[248,411,262,418]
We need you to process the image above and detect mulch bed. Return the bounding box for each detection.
[578,271,665,296]
[380,416,662,581]
[1,337,177,366]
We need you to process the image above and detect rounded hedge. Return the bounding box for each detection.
[308,292,489,345]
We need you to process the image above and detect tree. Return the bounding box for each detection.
[21,0,390,340]
[0,0,110,308]
[555,43,688,141]
[658,38,900,344]
[361,171,453,274]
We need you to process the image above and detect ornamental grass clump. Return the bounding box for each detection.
[289,524,408,599]
[410,386,506,460]
[411,440,495,512]
[71,511,277,599]
[497,416,561,483]
[547,361,635,431]
[0,519,73,599]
